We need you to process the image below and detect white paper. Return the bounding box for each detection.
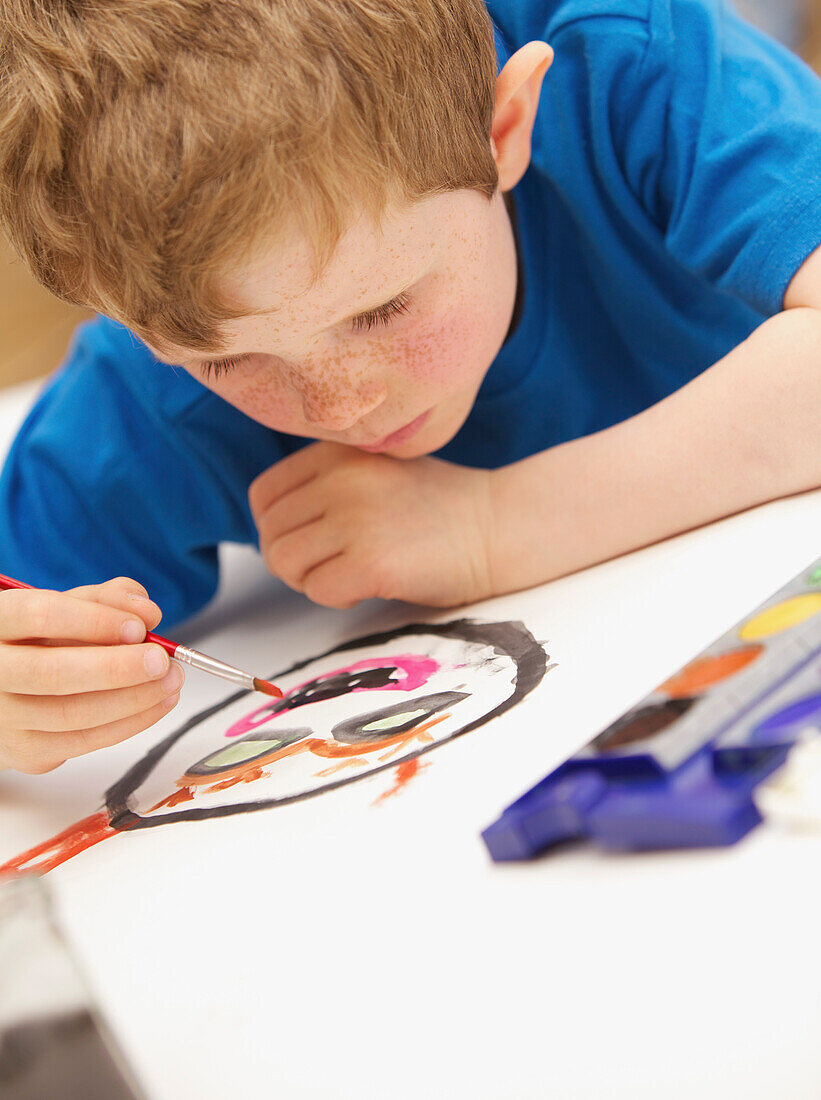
[1,380,820,1098]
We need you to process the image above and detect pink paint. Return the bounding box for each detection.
[224,654,441,738]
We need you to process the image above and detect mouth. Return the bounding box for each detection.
[355,409,432,453]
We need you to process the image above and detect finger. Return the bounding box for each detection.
[0,750,65,776]
[0,640,171,695]
[301,552,368,610]
[11,695,182,772]
[57,695,183,758]
[65,577,163,630]
[248,442,338,518]
[5,665,185,733]
[0,589,154,646]
[256,480,327,545]
[263,518,346,592]
[64,576,149,603]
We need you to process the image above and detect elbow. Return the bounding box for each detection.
[749,308,821,495]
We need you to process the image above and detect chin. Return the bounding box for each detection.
[388,418,459,458]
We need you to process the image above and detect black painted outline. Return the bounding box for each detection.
[106,619,549,830]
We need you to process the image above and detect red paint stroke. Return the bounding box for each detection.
[373,757,430,805]
[0,811,122,879]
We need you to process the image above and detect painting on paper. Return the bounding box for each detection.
[1,619,552,876]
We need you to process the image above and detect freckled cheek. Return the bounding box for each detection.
[397,307,505,389]
[215,374,306,431]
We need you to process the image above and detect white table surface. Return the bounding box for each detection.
[1,378,821,1100]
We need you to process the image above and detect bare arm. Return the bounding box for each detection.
[488,305,821,593]
[248,253,821,611]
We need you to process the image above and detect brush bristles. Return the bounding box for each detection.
[253,677,284,698]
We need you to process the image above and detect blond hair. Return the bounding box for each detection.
[0,0,497,351]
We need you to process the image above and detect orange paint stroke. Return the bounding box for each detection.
[310,713,449,760]
[175,713,451,796]
[182,737,316,788]
[0,811,120,879]
[378,727,435,762]
[659,645,764,699]
[315,758,369,777]
[150,785,196,812]
[373,757,430,806]
[208,765,268,792]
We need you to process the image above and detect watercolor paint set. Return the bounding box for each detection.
[483,558,821,860]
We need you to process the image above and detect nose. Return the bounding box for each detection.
[300,379,387,431]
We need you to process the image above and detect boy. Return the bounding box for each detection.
[0,0,820,775]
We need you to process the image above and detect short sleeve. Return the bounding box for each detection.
[545,0,821,316]
[657,1,821,314]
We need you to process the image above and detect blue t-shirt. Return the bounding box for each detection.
[3,0,821,627]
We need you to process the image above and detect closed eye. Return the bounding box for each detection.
[351,291,411,332]
[195,289,412,378]
[198,353,251,380]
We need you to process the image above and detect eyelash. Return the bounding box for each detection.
[199,355,247,380]
[198,292,412,379]
[350,291,412,332]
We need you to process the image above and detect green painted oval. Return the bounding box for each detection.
[361,708,429,733]
[202,740,283,768]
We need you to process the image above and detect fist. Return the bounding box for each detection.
[0,577,183,774]
[249,442,496,609]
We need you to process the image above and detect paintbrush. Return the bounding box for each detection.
[0,572,283,698]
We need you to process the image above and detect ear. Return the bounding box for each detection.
[492,42,554,192]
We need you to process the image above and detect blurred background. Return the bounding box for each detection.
[1,0,820,393]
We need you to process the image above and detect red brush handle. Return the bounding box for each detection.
[0,573,30,591]
[0,572,178,655]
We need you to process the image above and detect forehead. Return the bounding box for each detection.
[227,190,485,311]
[151,190,492,361]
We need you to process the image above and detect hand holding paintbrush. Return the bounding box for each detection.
[0,573,281,775]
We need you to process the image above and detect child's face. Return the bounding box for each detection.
[154,188,517,457]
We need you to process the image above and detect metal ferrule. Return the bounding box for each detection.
[173,645,254,691]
